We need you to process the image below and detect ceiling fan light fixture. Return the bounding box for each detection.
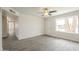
[43,8,49,16]
[41,8,56,16]
[44,12,48,16]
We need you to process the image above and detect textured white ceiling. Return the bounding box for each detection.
[12,7,79,17]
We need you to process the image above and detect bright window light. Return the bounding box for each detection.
[56,16,78,33]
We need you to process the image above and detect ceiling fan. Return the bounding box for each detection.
[41,8,57,16]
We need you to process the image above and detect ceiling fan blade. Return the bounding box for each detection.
[49,10,56,13]
[48,13,51,16]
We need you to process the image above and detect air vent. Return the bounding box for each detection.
[9,9,16,14]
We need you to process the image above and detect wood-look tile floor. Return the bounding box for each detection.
[3,35,79,51]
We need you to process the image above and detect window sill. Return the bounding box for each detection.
[56,31,79,34]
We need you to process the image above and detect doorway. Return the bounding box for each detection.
[2,9,18,51]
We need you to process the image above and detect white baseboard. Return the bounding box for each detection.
[45,34,79,43]
[18,33,44,40]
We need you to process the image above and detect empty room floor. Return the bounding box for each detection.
[5,35,79,51]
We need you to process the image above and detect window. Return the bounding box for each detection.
[56,19,65,32]
[56,16,78,33]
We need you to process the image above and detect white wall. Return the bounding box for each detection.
[0,8,2,51]
[45,10,79,42]
[17,14,44,40]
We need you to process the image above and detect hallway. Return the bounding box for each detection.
[2,9,18,51]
